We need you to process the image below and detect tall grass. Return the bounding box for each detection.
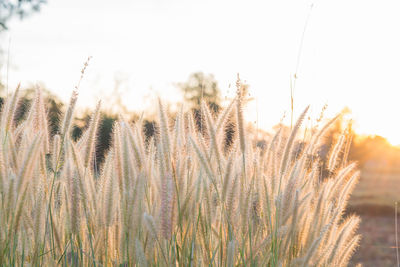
[0,82,360,266]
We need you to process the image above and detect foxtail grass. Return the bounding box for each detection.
[0,82,360,266]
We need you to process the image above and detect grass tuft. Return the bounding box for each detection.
[0,86,360,266]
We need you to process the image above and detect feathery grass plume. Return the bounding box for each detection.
[64,144,81,235]
[61,90,78,140]
[280,161,301,224]
[16,134,42,195]
[158,98,171,172]
[327,132,345,173]
[25,87,50,153]
[235,75,246,159]
[131,171,146,235]
[304,185,328,245]
[2,83,20,133]
[265,127,281,177]
[7,133,18,170]
[189,136,214,184]
[337,234,361,267]
[172,106,182,155]
[215,96,236,136]
[102,153,116,227]
[308,113,341,156]
[69,140,94,210]
[32,187,45,262]
[341,123,353,168]
[301,224,331,267]
[202,101,223,172]
[285,190,299,254]
[123,117,143,170]
[52,134,61,172]
[82,101,101,169]
[280,105,309,176]
[226,172,239,225]
[160,172,174,239]
[222,157,233,202]
[327,162,357,200]
[112,122,124,194]
[203,175,213,224]
[337,171,360,210]
[327,216,360,265]
[135,114,147,158]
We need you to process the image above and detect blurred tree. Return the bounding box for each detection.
[0,0,46,31]
[72,111,119,173]
[11,85,63,135]
[177,72,222,139]
[177,72,221,112]
[350,135,400,170]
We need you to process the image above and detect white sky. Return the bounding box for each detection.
[2,0,400,144]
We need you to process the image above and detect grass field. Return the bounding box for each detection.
[0,87,361,266]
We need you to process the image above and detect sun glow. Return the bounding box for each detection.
[2,0,400,143]
[382,134,400,147]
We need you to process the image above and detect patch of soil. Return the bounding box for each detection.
[347,204,395,217]
[350,214,398,267]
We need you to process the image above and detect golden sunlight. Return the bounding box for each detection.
[1,0,400,266]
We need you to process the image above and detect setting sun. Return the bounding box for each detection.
[374,132,400,147]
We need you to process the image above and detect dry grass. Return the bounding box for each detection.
[0,81,360,266]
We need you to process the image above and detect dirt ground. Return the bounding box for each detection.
[348,168,400,266]
[349,214,397,266]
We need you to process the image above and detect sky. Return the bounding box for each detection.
[2,0,400,144]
